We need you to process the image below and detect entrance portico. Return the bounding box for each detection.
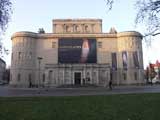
[44,64,110,87]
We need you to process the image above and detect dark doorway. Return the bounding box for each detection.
[28,74,32,88]
[74,72,81,85]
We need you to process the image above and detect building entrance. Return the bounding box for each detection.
[74,72,81,85]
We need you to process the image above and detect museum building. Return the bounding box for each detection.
[10,19,144,87]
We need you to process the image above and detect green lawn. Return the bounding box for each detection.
[0,93,160,120]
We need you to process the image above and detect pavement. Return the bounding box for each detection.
[0,84,160,97]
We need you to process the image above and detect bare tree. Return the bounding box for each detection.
[104,0,160,43]
[135,0,160,37]
[0,0,12,33]
[103,0,114,10]
[0,0,12,58]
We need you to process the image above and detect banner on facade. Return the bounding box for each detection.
[122,51,127,70]
[58,38,97,63]
[133,51,139,68]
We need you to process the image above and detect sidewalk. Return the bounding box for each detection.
[1,84,160,97]
[6,84,159,90]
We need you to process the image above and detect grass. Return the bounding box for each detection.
[0,93,160,120]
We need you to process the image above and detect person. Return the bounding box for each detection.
[109,80,112,90]
[146,67,149,84]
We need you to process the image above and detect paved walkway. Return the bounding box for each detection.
[0,85,160,97]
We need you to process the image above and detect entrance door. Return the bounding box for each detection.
[74,72,81,85]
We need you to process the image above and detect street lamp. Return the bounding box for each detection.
[37,57,43,88]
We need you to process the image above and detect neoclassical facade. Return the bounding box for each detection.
[10,19,144,87]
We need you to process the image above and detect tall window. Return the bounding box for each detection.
[17,73,21,82]
[49,70,53,80]
[63,24,66,32]
[111,52,117,70]
[43,73,45,82]
[63,24,70,33]
[123,73,127,80]
[28,74,32,88]
[134,72,137,80]
[18,52,22,59]
[75,26,78,32]
[28,74,32,81]
[73,24,78,32]
[85,25,89,32]
[65,25,70,32]
[29,52,32,59]
[91,24,95,33]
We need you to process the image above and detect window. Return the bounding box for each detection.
[63,24,66,32]
[63,24,71,33]
[43,74,45,82]
[75,26,78,32]
[28,74,33,88]
[73,24,78,32]
[85,25,89,32]
[91,24,95,32]
[28,74,32,81]
[111,53,117,70]
[52,42,56,48]
[86,72,90,82]
[123,73,127,80]
[49,70,53,80]
[18,52,22,59]
[135,40,139,48]
[134,72,137,80]
[66,26,69,32]
[98,42,102,48]
[29,52,32,59]
[17,73,21,81]
[130,40,133,48]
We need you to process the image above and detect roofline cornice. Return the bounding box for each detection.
[11,31,143,40]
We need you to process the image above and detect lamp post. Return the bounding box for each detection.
[37,57,43,88]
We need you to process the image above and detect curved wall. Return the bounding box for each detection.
[116,31,144,85]
[10,32,37,87]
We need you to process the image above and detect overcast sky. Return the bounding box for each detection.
[3,0,160,68]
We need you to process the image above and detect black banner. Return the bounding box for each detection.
[58,38,97,63]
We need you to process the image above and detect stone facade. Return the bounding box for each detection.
[53,19,102,33]
[10,19,144,87]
